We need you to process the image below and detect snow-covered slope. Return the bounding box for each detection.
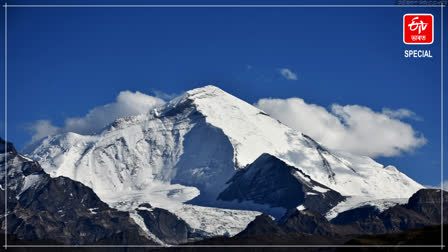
[325,196,409,221]
[25,85,424,234]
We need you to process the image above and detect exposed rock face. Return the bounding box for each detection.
[218,153,345,215]
[406,189,448,223]
[235,213,284,238]
[330,206,386,234]
[278,209,356,236]
[0,138,156,245]
[135,206,206,244]
[330,205,381,226]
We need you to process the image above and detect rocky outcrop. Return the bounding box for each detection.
[218,153,345,215]
[135,205,206,244]
[235,213,284,238]
[279,209,358,236]
[407,188,448,223]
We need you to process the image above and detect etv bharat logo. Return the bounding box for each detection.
[403,14,434,44]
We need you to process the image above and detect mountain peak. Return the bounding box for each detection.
[156,85,231,117]
[0,137,17,154]
[183,85,243,107]
[186,85,225,96]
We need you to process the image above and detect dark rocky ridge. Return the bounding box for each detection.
[231,188,447,239]
[330,205,381,226]
[218,153,345,215]
[279,209,357,236]
[235,213,285,238]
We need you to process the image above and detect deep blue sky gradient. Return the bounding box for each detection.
[0,0,446,187]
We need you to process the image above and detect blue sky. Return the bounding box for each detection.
[0,0,446,187]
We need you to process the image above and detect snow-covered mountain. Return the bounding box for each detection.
[24,85,424,235]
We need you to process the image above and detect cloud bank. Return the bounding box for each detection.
[255,98,426,158]
[28,91,165,143]
[28,120,60,143]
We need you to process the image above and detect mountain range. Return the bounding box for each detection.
[0,85,443,246]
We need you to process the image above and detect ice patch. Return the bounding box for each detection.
[88,208,98,214]
[173,204,260,237]
[19,174,42,195]
[325,196,409,220]
[17,154,34,162]
[312,186,329,193]
[296,205,306,211]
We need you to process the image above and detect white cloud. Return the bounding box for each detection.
[28,91,165,142]
[382,108,422,121]
[28,120,61,143]
[255,98,426,158]
[279,68,298,80]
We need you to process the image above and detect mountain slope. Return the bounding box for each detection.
[24,85,424,233]
[0,138,156,245]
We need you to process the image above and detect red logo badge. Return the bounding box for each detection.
[403,14,434,44]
